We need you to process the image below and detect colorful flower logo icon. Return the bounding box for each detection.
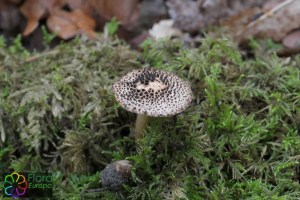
[3,172,28,198]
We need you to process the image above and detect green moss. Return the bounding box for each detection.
[0,35,300,199]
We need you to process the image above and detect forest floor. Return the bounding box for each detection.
[1,0,300,199]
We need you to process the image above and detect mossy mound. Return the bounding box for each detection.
[0,36,300,199]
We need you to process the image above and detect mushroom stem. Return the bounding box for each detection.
[135,114,149,141]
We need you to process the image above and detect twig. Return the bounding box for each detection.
[83,188,108,193]
[288,155,300,161]
[24,50,60,63]
[237,0,295,38]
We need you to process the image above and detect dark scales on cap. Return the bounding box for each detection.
[113,68,193,117]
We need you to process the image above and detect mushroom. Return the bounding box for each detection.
[113,68,193,141]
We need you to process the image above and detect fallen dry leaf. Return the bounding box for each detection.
[18,0,141,40]
[90,0,141,30]
[0,0,21,31]
[139,0,167,28]
[200,0,227,25]
[224,0,265,15]
[66,0,85,10]
[223,7,262,36]
[20,0,61,36]
[20,0,47,36]
[22,19,40,36]
[47,13,79,40]
[263,0,285,11]
[166,0,265,33]
[167,0,203,32]
[149,19,182,39]
[233,0,300,42]
[47,9,96,40]
[69,9,97,39]
[7,0,22,5]
[283,30,300,49]
[129,31,150,50]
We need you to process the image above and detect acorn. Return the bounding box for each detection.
[100,160,133,190]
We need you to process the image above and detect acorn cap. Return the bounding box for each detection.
[113,68,193,117]
[100,160,133,190]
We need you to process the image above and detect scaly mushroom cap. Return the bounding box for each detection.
[113,68,193,117]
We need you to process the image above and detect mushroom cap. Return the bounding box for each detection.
[113,68,193,117]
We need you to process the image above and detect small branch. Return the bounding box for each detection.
[24,50,59,63]
[84,188,108,193]
[237,0,295,38]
